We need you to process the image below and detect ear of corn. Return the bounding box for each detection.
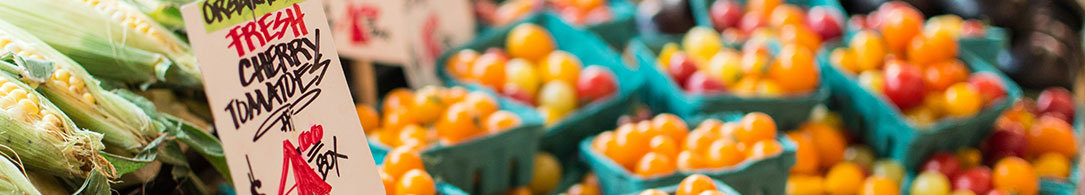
[119,0,194,32]
[0,64,116,179]
[0,0,202,88]
[0,152,41,195]
[0,19,159,156]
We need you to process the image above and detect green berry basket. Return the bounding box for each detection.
[436,13,645,170]
[368,90,545,195]
[627,35,831,130]
[1038,103,1083,195]
[689,0,849,32]
[815,39,1024,174]
[620,178,741,195]
[369,152,477,195]
[897,104,1083,195]
[579,113,796,195]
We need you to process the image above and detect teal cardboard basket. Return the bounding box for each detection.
[690,0,849,34]
[899,104,1083,195]
[621,178,742,195]
[628,35,831,130]
[816,40,1024,173]
[368,91,545,195]
[580,113,796,195]
[436,13,645,169]
[1038,104,1084,195]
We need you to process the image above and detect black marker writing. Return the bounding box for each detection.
[222,28,330,142]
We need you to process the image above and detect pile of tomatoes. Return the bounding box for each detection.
[707,0,844,42]
[656,27,820,96]
[356,86,522,149]
[903,87,1080,195]
[828,4,1005,127]
[446,23,619,126]
[785,109,911,195]
[590,112,785,177]
[638,174,732,195]
[484,0,614,26]
[656,0,844,97]
[379,147,438,195]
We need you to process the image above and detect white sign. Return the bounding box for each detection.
[327,0,476,87]
[181,0,384,194]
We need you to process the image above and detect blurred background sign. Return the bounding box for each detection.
[327,0,476,88]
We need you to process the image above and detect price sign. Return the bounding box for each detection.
[181,0,384,194]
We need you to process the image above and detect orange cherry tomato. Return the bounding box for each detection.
[677,150,708,171]
[705,139,746,168]
[435,103,484,144]
[768,44,819,93]
[539,51,583,84]
[825,162,866,195]
[615,124,651,169]
[768,5,804,28]
[506,23,556,61]
[634,152,677,177]
[746,140,783,159]
[447,49,479,79]
[463,92,500,117]
[472,53,507,91]
[677,174,718,195]
[736,112,778,144]
[1026,116,1078,158]
[382,147,425,179]
[356,104,380,134]
[923,60,970,92]
[880,6,923,55]
[652,113,690,143]
[395,169,436,195]
[993,157,1038,195]
[485,110,522,133]
[649,135,680,159]
[908,27,958,66]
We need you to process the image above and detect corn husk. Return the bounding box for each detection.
[0,151,40,195]
[0,19,159,155]
[0,67,115,179]
[0,0,201,88]
[119,0,195,31]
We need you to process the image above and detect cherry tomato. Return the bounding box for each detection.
[507,23,555,61]
[825,162,865,195]
[992,157,1038,195]
[677,174,718,195]
[682,27,722,64]
[447,49,479,79]
[395,169,435,195]
[880,5,923,55]
[538,81,579,117]
[912,171,952,195]
[967,73,1006,105]
[768,44,819,93]
[576,65,617,103]
[883,60,926,110]
[849,31,887,72]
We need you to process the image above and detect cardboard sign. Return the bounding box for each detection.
[325,0,406,63]
[327,0,475,87]
[181,0,384,194]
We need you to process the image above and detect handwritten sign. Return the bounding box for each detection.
[326,0,475,87]
[182,0,384,194]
